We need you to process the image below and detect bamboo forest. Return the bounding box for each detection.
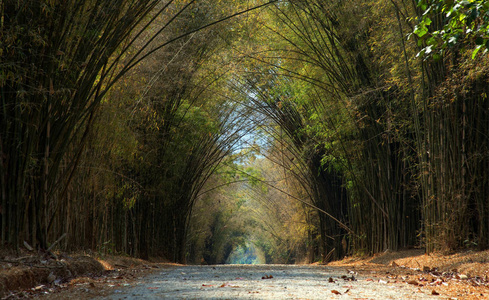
[2,0,489,265]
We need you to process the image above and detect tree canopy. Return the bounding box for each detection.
[2,0,489,263]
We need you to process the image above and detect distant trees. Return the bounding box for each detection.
[187,153,313,264]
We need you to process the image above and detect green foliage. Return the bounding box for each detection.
[415,0,489,58]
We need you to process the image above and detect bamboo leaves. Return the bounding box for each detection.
[415,0,489,59]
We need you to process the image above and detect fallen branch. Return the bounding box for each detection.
[46,233,67,253]
[24,241,34,251]
[324,248,335,263]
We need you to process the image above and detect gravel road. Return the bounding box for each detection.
[104,264,439,299]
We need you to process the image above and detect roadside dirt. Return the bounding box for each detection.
[0,249,174,299]
[1,248,488,299]
[329,249,489,299]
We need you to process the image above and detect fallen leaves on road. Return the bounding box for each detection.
[33,285,45,291]
[331,288,350,295]
[407,279,418,285]
[219,283,240,288]
[341,274,356,281]
[329,249,489,300]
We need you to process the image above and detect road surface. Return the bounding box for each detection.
[102,264,439,299]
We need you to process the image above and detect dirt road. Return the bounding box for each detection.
[102,264,438,299]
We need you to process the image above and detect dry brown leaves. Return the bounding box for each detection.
[329,249,489,299]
